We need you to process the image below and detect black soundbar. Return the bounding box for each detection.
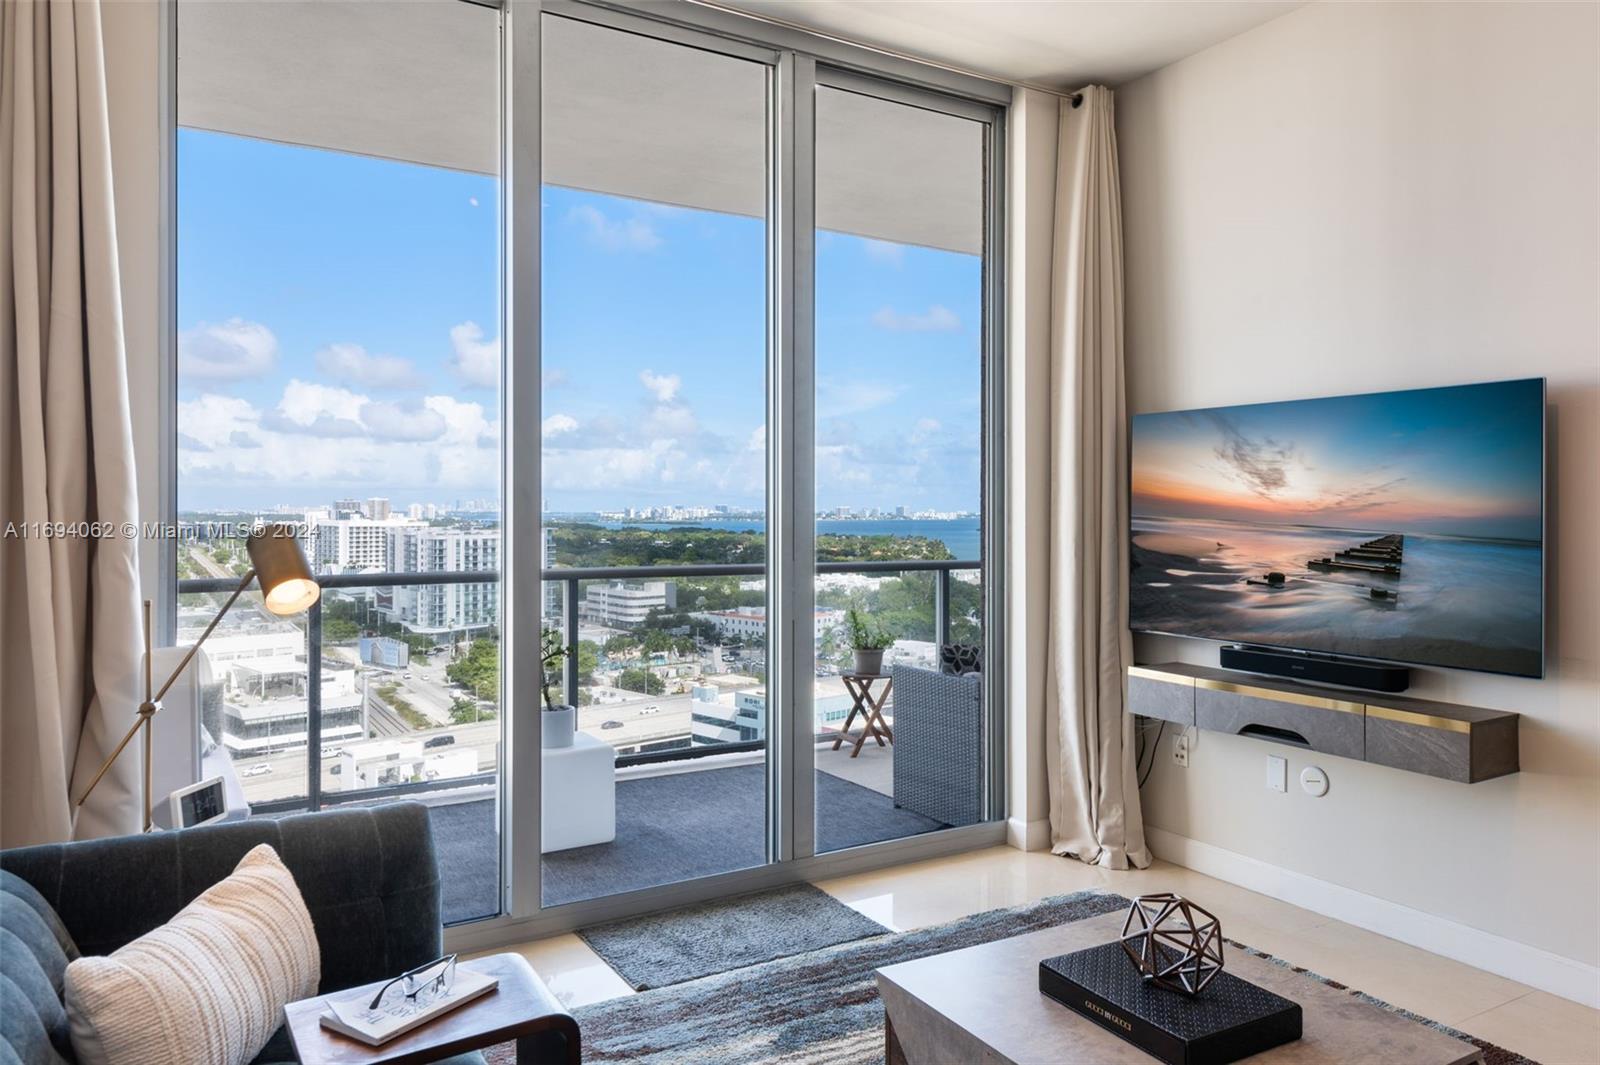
[1219,645,1410,693]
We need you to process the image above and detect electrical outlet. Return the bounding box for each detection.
[1172,732,1189,768]
[1267,754,1287,793]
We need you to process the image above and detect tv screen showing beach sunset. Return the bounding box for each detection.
[1130,378,1544,677]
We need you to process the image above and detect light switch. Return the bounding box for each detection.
[1267,754,1287,793]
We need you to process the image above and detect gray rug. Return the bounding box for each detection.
[578,883,892,990]
[569,891,1127,1064]
[484,889,1540,1065]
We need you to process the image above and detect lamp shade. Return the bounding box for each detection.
[246,524,321,615]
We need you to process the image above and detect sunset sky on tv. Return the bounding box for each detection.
[1131,379,1544,542]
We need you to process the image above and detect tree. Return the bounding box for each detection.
[322,618,359,644]
[449,696,496,724]
[617,667,664,695]
[576,640,600,682]
[446,638,499,703]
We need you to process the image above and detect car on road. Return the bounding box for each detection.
[601,720,623,730]
[424,735,456,748]
[320,746,342,758]
[329,764,341,775]
[403,672,413,679]
[243,763,273,777]
[641,704,660,715]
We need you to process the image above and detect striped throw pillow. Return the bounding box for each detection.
[63,844,320,1065]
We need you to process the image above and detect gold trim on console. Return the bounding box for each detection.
[1365,704,1472,734]
[1128,666,1194,687]
[1194,677,1365,716]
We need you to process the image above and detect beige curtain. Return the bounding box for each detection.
[1044,86,1151,870]
[2,0,143,845]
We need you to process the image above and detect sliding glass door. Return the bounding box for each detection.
[170,0,1003,931]
[538,11,775,907]
[174,0,504,923]
[811,79,991,851]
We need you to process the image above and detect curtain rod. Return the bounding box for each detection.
[686,0,1087,107]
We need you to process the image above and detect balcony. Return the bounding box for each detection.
[178,558,983,924]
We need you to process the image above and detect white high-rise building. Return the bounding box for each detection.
[383,526,500,634]
[309,517,405,572]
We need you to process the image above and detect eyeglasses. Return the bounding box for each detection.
[368,954,458,1015]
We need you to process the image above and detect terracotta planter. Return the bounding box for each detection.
[853,649,885,676]
[542,705,576,749]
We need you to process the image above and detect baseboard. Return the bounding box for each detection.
[1005,816,1051,852]
[1147,827,1600,1010]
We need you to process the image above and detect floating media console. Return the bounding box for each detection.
[1128,663,1519,784]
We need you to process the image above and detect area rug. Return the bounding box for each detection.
[578,883,892,990]
[485,889,1541,1065]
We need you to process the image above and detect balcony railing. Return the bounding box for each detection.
[177,557,979,815]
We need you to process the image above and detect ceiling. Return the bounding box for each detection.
[711,0,1304,89]
[177,0,1299,252]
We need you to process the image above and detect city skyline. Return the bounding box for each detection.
[176,129,985,515]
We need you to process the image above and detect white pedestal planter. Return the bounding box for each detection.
[541,731,616,853]
[541,705,576,749]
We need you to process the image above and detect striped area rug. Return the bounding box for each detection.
[486,889,1539,1065]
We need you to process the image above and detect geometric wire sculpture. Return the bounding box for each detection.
[1118,892,1225,997]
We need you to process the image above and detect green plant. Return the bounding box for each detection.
[845,606,892,651]
[540,627,569,712]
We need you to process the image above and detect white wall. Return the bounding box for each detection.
[1004,87,1061,851]
[1117,0,1599,986]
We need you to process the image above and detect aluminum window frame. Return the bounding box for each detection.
[159,0,1009,944]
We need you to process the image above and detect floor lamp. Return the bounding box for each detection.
[76,523,321,831]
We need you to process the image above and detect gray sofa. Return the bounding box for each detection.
[890,664,984,827]
[1,803,487,1065]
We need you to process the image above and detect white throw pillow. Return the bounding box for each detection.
[64,843,320,1065]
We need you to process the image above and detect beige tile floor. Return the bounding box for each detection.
[492,846,1600,1064]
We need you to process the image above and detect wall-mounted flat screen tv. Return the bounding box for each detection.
[1129,378,1545,678]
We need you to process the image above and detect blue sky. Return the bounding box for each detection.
[177,130,983,515]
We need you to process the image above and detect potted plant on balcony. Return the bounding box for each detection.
[540,627,575,749]
[845,607,893,676]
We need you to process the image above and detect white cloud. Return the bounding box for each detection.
[360,400,447,442]
[267,379,368,437]
[568,204,662,252]
[543,368,570,389]
[861,239,904,266]
[639,370,681,403]
[747,425,766,452]
[178,319,278,380]
[178,387,504,500]
[870,304,961,332]
[543,413,578,438]
[816,378,901,417]
[315,343,424,390]
[449,321,500,389]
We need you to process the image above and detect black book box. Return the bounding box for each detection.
[1039,942,1302,1065]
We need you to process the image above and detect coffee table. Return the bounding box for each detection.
[875,911,1483,1064]
[284,953,579,1064]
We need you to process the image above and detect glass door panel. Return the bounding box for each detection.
[175,0,503,923]
[811,82,988,851]
[539,13,771,906]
